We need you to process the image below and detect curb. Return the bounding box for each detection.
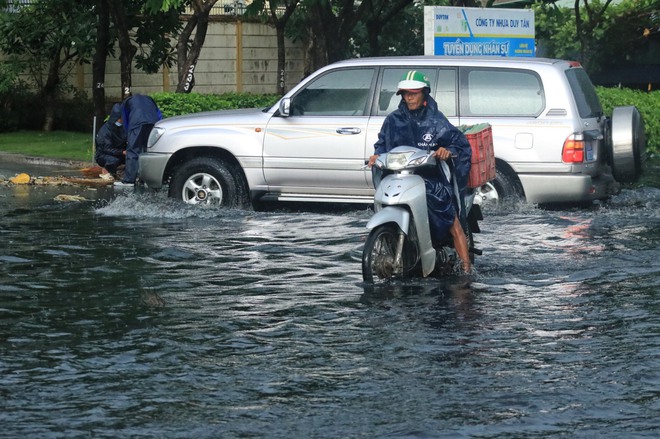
[0,152,91,169]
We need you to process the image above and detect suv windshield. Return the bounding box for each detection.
[566,68,603,119]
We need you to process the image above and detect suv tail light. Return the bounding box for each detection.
[562,134,585,163]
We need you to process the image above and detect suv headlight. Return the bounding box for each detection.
[147,126,165,149]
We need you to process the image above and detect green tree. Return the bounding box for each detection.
[590,0,659,73]
[108,0,181,100]
[533,1,580,60]
[573,0,614,70]
[246,0,300,95]
[0,0,97,131]
[174,0,218,93]
[93,0,112,126]
[289,0,418,75]
[146,0,215,94]
[534,0,659,79]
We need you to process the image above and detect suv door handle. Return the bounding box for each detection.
[336,127,361,135]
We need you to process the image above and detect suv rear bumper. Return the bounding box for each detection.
[138,152,171,190]
[519,172,618,204]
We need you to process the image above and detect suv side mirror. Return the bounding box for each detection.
[279,98,291,117]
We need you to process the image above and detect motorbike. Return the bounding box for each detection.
[362,145,484,284]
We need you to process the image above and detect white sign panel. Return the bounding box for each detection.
[424,6,535,57]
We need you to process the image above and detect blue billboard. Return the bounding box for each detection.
[424,6,535,57]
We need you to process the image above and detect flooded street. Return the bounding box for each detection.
[1,163,659,438]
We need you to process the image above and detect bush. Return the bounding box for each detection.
[596,86,659,156]
[151,92,280,119]
[2,88,656,157]
[0,63,29,132]
[54,91,95,132]
[0,90,280,133]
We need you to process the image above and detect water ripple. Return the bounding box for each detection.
[0,185,658,438]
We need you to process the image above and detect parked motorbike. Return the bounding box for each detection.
[362,146,484,284]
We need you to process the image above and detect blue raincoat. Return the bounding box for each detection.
[120,94,163,184]
[373,94,471,242]
[94,103,127,174]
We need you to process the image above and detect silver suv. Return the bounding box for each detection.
[139,56,645,206]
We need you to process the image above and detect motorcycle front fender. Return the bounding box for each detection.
[365,206,436,277]
[366,206,410,234]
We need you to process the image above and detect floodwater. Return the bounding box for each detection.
[1,162,659,438]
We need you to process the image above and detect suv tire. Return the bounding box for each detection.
[169,157,244,206]
[493,167,524,201]
[608,106,646,183]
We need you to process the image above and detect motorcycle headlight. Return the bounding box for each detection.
[408,156,428,167]
[386,151,415,170]
[147,126,165,149]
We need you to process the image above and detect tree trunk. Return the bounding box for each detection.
[108,0,136,100]
[275,22,287,95]
[269,1,298,95]
[304,2,329,74]
[176,14,198,90]
[41,49,62,132]
[176,0,217,93]
[92,0,110,131]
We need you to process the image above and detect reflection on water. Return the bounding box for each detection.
[1,182,659,438]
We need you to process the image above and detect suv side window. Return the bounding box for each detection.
[565,68,603,118]
[461,68,544,117]
[291,68,376,116]
[376,68,456,117]
[434,69,457,117]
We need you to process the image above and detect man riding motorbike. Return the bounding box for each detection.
[368,70,473,273]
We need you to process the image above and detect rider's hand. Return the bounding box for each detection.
[434,147,452,161]
[368,154,379,168]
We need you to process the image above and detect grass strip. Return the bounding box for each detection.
[0,131,93,162]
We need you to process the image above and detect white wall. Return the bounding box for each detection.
[72,19,305,100]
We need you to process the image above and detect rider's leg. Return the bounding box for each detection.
[450,216,471,272]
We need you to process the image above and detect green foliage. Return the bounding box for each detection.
[350,1,425,57]
[152,92,280,118]
[533,2,580,60]
[533,0,659,76]
[0,0,97,88]
[596,86,660,155]
[0,87,93,133]
[0,61,20,96]
[143,0,185,12]
[55,91,95,132]
[0,90,280,133]
[132,4,184,73]
[0,60,34,132]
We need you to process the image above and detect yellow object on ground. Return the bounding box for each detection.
[9,173,31,184]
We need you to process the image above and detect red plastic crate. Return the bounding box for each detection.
[465,125,495,188]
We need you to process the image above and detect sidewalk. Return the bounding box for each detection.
[0,151,91,169]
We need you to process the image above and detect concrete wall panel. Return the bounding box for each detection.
[55,19,305,100]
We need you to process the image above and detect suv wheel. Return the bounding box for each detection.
[169,157,245,206]
[608,106,646,183]
[475,167,523,204]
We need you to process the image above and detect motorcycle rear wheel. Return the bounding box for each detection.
[362,224,417,284]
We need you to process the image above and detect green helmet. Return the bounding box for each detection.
[396,70,431,95]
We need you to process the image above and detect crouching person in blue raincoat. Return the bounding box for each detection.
[368,71,472,272]
[95,103,127,179]
[115,93,162,187]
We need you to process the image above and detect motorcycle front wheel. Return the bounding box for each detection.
[362,224,417,284]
